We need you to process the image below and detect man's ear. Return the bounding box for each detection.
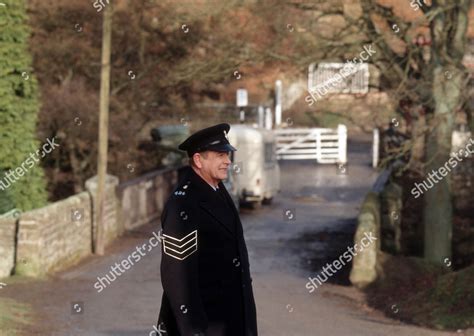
[193,153,203,169]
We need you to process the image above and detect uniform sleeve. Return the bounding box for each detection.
[160,199,208,335]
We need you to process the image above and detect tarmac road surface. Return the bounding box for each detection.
[2,136,470,336]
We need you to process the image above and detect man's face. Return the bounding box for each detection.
[195,151,231,183]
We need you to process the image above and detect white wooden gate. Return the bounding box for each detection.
[274,124,347,163]
[308,62,369,95]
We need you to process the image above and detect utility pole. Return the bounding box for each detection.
[95,1,113,256]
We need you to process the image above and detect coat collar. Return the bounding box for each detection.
[183,167,236,237]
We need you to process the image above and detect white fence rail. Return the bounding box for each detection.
[274,124,347,163]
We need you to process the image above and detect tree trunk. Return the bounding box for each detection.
[409,105,426,172]
[423,0,469,265]
[423,67,461,264]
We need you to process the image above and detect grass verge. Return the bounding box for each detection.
[0,297,35,335]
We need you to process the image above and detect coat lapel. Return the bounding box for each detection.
[199,198,235,236]
[185,167,236,237]
[218,182,244,234]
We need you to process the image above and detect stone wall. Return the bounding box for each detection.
[86,174,122,249]
[15,192,92,276]
[350,172,402,288]
[0,217,17,278]
[118,167,178,231]
[349,192,381,288]
[380,182,403,254]
[0,167,178,278]
[351,135,473,285]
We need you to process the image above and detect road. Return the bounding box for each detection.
[2,136,467,336]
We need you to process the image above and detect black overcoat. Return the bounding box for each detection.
[157,166,258,336]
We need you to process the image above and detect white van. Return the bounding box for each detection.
[227,124,280,208]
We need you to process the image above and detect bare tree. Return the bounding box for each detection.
[420,0,470,264]
[283,0,472,264]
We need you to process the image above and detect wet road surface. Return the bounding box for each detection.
[2,136,467,336]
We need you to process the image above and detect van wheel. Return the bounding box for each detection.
[262,197,273,205]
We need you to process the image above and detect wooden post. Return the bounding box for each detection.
[275,80,282,127]
[95,1,113,256]
[337,124,347,164]
[372,128,379,168]
[316,131,321,163]
[257,106,264,128]
[265,107,272,130]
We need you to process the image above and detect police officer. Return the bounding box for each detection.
[157,123,258,336]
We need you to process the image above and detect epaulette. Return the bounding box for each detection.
[173,180,191,197]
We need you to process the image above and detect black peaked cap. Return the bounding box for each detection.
[178,123,237,156]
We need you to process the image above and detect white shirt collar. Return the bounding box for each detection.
[208,183,219,191]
